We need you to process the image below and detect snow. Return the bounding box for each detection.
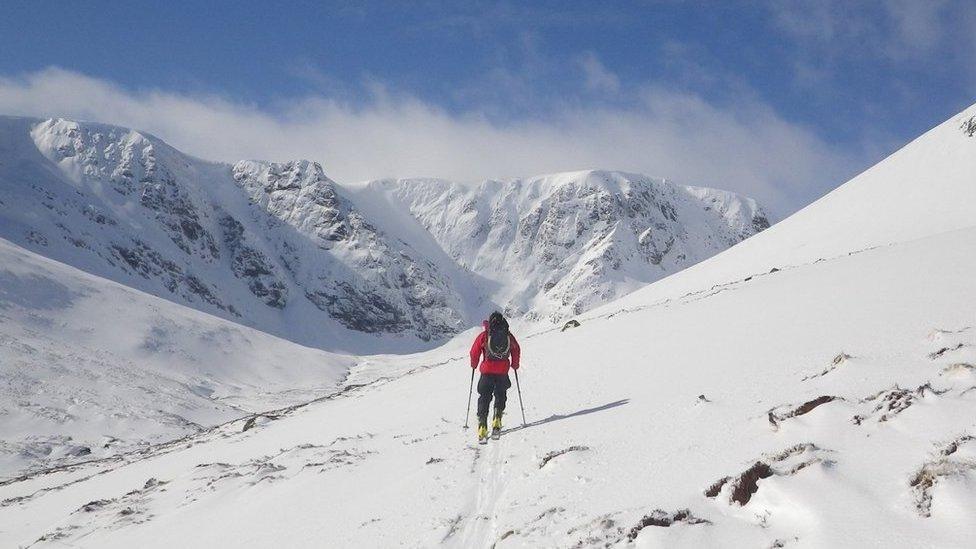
[0,116,767,352]
[1,225,973,547]
[0,103,974,547]
[0,116,472,352]
[0,235,353,478]
[595,105,976,312]
[0,114,768,482]
[349,170,770,323]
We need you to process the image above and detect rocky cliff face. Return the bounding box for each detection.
[231,159,464,339]
[22,118,236,313]
[1,117,465,350]
[360,171,771,322]
[0,116,770,349]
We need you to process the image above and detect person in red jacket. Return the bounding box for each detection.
[470,311,520,441]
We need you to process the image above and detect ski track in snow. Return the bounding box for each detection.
[455,439,507,548]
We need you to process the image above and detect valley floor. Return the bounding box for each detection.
[2,226,974,548]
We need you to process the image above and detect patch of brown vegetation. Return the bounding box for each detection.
[802,353,853,381]
[768,395,841,429]
[928,344,965,360]
[729,462,774,505]
[852,382,948,425]
[910,434,976,517]
[941,363,976,376]
[705,443,832,506]
[539,445,589,468]
[704,476,730,498]
[626,509,711,541]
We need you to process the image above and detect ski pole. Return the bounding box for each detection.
[463,367,475,429]
[514,368,527,427]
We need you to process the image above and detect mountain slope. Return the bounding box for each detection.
[0,117,470,352]
[350,171,770,322]
[1,106,973,547]
[595,104,976,312]
[0,116,769,350]
[0,116,768,477]
[0,234,353,478]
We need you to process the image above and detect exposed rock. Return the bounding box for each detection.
[1,118,770,346]
[219,214,287,308]
[234,160,465,341]
[378,170,772,324]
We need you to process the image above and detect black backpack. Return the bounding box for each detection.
[484,312,511,360]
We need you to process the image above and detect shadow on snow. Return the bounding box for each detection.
[503,399,630,434]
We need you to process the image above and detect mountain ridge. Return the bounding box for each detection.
[1,103,974,547]
[0,115,771,350]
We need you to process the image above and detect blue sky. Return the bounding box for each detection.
[1,1,974,214]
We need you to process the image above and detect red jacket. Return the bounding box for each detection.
[470,321,521,374]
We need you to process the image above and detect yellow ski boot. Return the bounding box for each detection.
[477,424,488,444]
[491,414,502,440]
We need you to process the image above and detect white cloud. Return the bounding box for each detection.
[0,67,864,215]
[770,0,963,61]
[577,52,620,94]
[883,0,946,56]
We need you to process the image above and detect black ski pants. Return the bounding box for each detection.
[477,373,511,424]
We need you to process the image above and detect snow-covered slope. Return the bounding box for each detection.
[0,117,470,351]
[350,171,769,322]
[1,106,973,547]
[592,105,976,314]
[0,115,768,350]
[0,234,353,478]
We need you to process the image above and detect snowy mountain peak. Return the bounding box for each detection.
[234,159,330,191]
[0,115,769,348]
[360,169,771,321]
[31,117,158,190]
[233,159,349,244]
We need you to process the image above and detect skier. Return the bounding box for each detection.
[469,311,521,443]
